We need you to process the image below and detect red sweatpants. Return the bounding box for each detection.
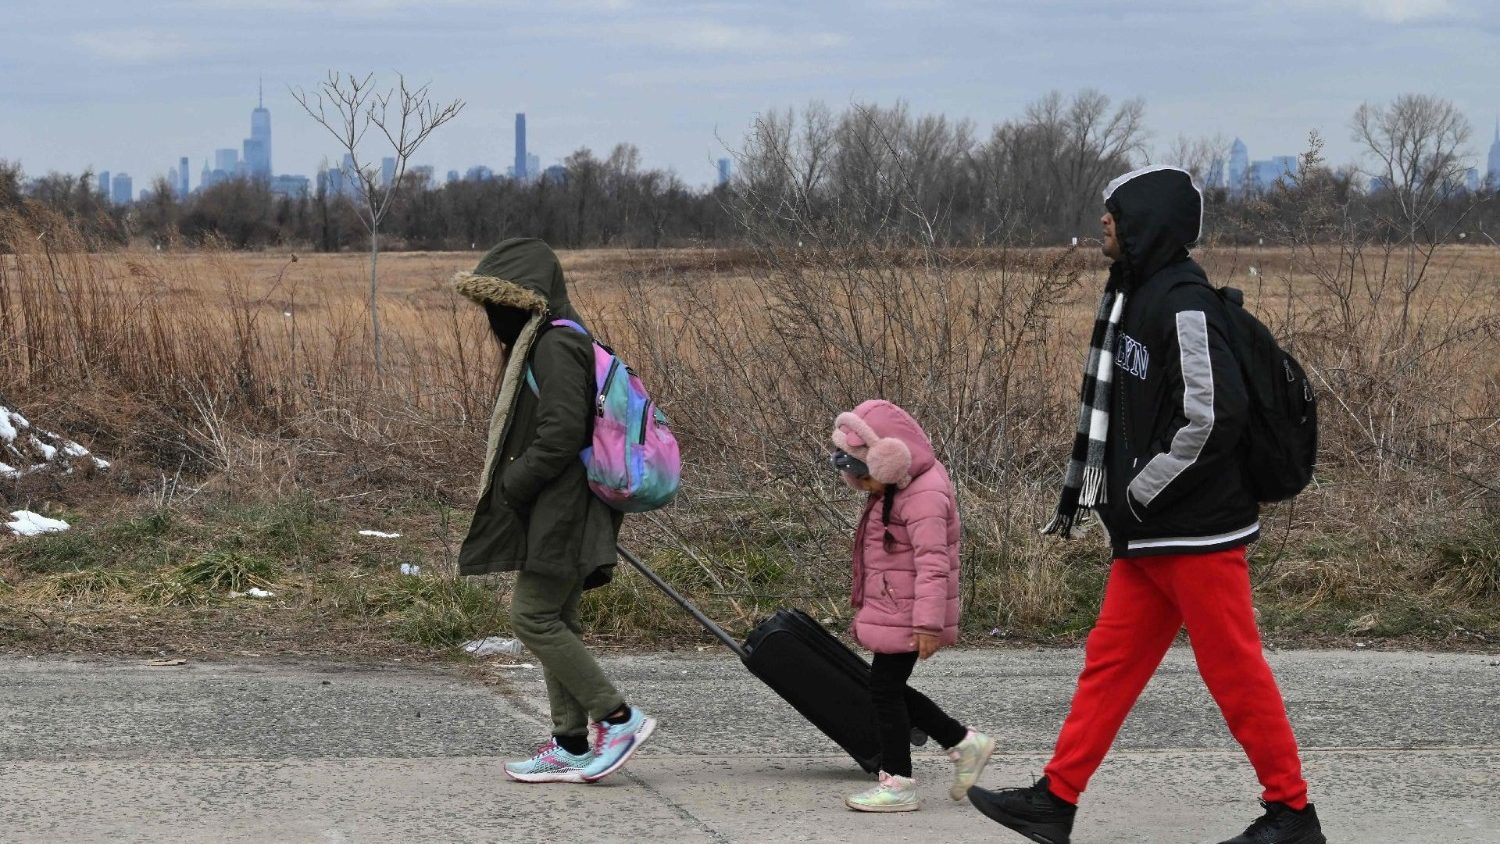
[1043,547,1309,809]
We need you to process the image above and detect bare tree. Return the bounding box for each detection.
[1027,90,1147,233]
[1161,133,1230,188]
[1352,93,1473,313]
[293,71,464,375]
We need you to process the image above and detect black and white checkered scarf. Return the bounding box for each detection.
[1042,277,1127,539]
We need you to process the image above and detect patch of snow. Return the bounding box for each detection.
[7,510,70,536]
[0,407,110,478]
[29,436,57,462]
[359,530,402,539]
[229,587,276,599]
[400,563,421,576]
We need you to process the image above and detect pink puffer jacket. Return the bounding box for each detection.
[833,400,961,655]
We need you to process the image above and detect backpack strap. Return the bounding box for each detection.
[524,318,591,396]
[549,318,588,335]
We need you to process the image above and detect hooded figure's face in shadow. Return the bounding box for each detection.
[484,303,530,347]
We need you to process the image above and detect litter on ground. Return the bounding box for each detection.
[462,637,526,658]
[358,530,402,539]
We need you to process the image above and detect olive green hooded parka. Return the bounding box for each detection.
[453,238,622,586]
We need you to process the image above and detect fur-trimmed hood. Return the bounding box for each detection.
[451,237,582,324]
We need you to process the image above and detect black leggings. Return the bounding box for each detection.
[869,651,968,777]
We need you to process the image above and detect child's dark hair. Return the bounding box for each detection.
[882,484,898,551]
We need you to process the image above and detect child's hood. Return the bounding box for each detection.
[831,400,936,488]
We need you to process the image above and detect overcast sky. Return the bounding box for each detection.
[3,0,1497,189]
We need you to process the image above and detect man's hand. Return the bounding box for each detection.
[915,631,942,660]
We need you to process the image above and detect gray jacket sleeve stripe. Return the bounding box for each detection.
[1129,310,1214,506]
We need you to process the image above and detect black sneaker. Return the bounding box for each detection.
[1219,801,1327,844]
[967,777,1077,844]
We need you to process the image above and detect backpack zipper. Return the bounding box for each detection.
[638,400,651,444]
[598,359,621,417]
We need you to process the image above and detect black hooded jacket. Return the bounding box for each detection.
[1093,167,1260,558]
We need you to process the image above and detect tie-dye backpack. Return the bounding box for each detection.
[525,319,681,512]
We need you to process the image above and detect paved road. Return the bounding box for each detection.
[1,649,1497,843]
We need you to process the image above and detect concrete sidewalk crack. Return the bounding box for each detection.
[620,769,733,844]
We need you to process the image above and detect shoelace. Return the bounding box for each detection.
[591,720,609,754]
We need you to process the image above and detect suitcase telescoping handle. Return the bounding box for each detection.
[616,545,749,660]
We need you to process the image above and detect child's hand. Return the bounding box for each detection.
[915,631,942,660]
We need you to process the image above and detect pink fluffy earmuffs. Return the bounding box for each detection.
[831,411,913,488]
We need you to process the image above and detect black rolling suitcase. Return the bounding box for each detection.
[618,545,920,774]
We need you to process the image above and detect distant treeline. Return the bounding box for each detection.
[3,92,1495,251]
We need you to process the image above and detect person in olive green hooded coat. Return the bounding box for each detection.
[453,238,656,784]
[454,238,622,585]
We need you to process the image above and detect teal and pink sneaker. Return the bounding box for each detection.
[504,739,594,784]
[581,708,657,783]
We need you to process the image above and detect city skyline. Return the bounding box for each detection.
[9,2,1498,193]
[93,92,1496,206]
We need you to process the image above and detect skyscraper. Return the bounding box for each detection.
[515,113,527,182]
[342,153,359,198]
[526,153,540,181]
[168,167,179,198]
[96,171,110,203]
[1272,155,1298,186]
[381,156,396,188]
[717,158,732,187]
[270,175,309,199]
[1487,120,1500,192]
[1228,138,1249,196]
[179,156,190,197]
[215,148,239,175]
[320,165,345,199]
[111,173,133,206]
[245,80,273,180]
[200,160,212,192]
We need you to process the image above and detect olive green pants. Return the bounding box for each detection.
[510,571,624,738]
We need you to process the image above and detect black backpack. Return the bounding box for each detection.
[1214,287,1318,502]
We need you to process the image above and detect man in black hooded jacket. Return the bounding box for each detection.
[968,167,1325,844]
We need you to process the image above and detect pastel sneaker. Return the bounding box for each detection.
[947,729,996,801]
[845,771,921,813]
[504,739,593,783]
[581,708,657,783]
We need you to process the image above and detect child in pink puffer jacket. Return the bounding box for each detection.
[831,400,995,813]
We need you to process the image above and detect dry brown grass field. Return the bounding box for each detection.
[1,225,1496,659]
